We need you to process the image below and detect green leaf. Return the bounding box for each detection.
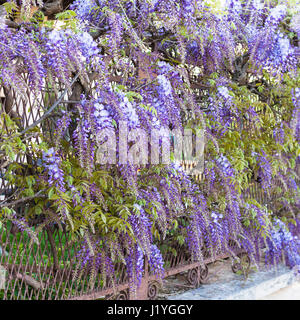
[55,10,77,20]
[3,1,18,14]
[100,177,107,189]
[48,187,56,200]
[100,212,107,224]
[243,219,250,228]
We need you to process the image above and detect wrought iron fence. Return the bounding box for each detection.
[0,218,252,300]
[0,179,273,300]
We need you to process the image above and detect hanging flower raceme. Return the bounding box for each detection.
[148,244,165,279]
[215,154,235,183]
[75,237,115,287]
[70,0,105,31]
[273,123,285,145]
[72,96,115,171]
[255,150,273,190]
[45,28,99,84]
[265,4,287,31]
[107,10,124,54]
[128,204,152,257]
[0,26,41,92]
[15,30,46,92]
[208,85,238,133]
[153,74,182,129]
[42,148,66,192]
[54,111,72,147]
[76,31,100,63]
[117,92,140,129]
[45,29,75,84]
[265,219,300,269]
[248,8,297,74]
[125,243,145,293]
[226,0,242,17]
[41,148,72,222]
[4,209,39,244]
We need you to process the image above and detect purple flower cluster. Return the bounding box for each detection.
[181,0,195,17]
[45,28,100,85]
[42,148,66,192]
[215,154,235,182]
[107,11,124,53]
[185,187,208,263]
[152,75,182,129]
[265,219,300,269]
[54,111,72,146]
[45,29,75,84]
[156,61,173,75]
[265,5,287,30]
[248,10,297,74]
[93,102,113,130]
[126,242,164,288]
[41,148,70,221]
[76,32,100,62]
[72,97,115,171]
[273,123,285,145]
[254,150,273,190]
[76,238,115,280]
[7,210,38,243]
[226,0,242,16]
[148,244,164,278]
[206,212,230,254]
[117,92,140,129]
[10,212,27,233]
[128,205,152,256]
[15,30,46,91]
[125,243,144,290]
[157,75,173,96]
[247,107,261,128]
[208,85,237,132]
[70,0,104,31]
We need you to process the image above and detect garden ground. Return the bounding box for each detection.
[157,258,300,300]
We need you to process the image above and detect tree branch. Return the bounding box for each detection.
[42,0,63,16]
[20,72,80,135]
[0,190,45,209]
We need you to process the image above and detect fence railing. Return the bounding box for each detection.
[0,218,251,300]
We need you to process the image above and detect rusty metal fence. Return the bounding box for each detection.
[0,219,251,300]
[0,179,276,300]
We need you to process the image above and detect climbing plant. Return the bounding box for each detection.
[0,0,299,296]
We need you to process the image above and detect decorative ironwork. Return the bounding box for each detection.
[187,268,199,287]
[186,264,208,287]
[147,281,159,300]
[115,290,129,300]
[199,265,209,283]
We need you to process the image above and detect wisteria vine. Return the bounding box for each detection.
[0,0,300,297]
